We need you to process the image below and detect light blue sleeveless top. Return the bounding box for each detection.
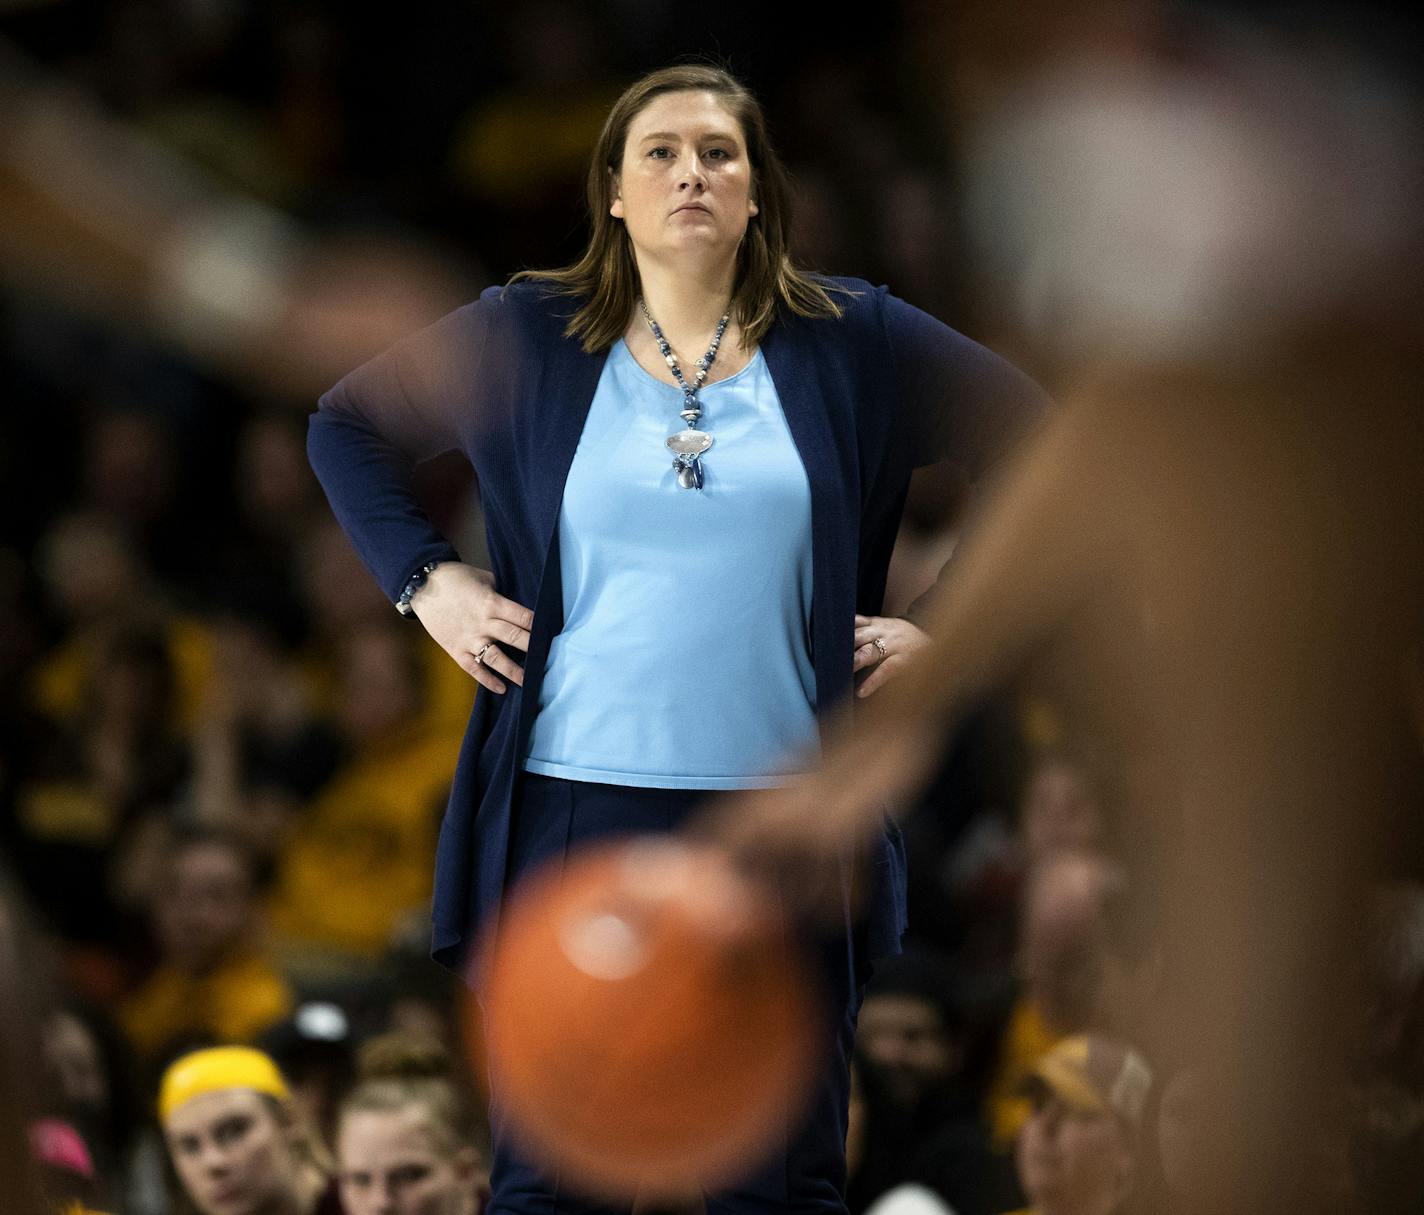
[523,337,818,789]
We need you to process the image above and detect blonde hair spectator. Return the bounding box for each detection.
[336,1034,486,1215]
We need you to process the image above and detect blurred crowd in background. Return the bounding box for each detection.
[1,2,1421,1215]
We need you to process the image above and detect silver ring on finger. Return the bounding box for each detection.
[474,643,493,667]
[873,636,888,658]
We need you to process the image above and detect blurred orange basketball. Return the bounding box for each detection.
[475,836,822,1199]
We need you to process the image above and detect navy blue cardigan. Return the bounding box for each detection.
[307,277,1047,975]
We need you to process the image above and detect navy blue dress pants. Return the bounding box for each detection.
[485,773,870,1215]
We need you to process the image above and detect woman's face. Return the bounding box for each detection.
[338,1107,475,1215]
[611,89,759,271]
[44,1011,109,1110]
[165,1090,303,1215]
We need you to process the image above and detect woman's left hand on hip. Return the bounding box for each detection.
[853,614,930,697]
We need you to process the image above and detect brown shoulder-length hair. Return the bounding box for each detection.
[508,63,847,353]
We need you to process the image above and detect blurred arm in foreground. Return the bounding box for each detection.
[0,35,472,400]
[711,21,1423,1214]
[715,9,1424,910]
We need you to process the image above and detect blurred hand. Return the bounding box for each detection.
[853,614,931,697]
[265,238,471,399]
[411,563,533,695]
[696,705,942,921]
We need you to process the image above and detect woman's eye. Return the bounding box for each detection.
[705,147,730,160]
[213,1116,252,1147]
[649,146,672,159]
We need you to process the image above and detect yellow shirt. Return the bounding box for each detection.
[120,950,292,1060]
[300,633,474,740]
[986,997,1063,1148]
[269,723,458,957]
[30,617,214,729]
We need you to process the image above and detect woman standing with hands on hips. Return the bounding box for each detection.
[308,63,1047,1215]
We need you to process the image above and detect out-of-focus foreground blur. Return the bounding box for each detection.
[1,2,1420,1214]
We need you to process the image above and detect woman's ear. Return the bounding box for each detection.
[609,169,624,219]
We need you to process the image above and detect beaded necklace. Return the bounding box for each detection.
[638,298,731,490]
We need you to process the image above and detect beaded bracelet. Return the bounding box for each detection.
[395,561,444,617]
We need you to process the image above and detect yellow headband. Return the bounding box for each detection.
[159,1047,291,1123]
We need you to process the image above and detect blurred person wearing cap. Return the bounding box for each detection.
[1001,1035,1151,1215]
[157,1045,341,1215]
[986,853,1121,1149]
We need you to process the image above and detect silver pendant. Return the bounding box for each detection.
[666,429,713,458]
[677,464,699,489]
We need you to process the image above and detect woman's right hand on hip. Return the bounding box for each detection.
[409,562,533,695]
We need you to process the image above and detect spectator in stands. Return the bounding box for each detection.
[210,412,328,610]
[294,519,474,739]
[188,595,344,862]
[259,1002,357,1148]
[120,829,292,1063]
[1000,1035,1151,1215]
[336,1032,488,1215]
[923,745,1103,1007]
[78,408,185,581]
[1018,755,1102,871]
[30,1116,110,1215]
[268,624,456,967]
[12,622,190,989]
[853,949,1018,1215]
[987,852,1120,1148]
[158,1045,340,1215]
[0,871,65,1215]
[859,950,966,1115]
[29,510,212,731]
[1344,884,1424,1214]
[41,1003,140,1211]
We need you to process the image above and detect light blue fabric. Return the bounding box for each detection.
[524,338,817,789]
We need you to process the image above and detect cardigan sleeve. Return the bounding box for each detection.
[306,291,496,604]
[882,291,1050,476]
[881,291,1053,625]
